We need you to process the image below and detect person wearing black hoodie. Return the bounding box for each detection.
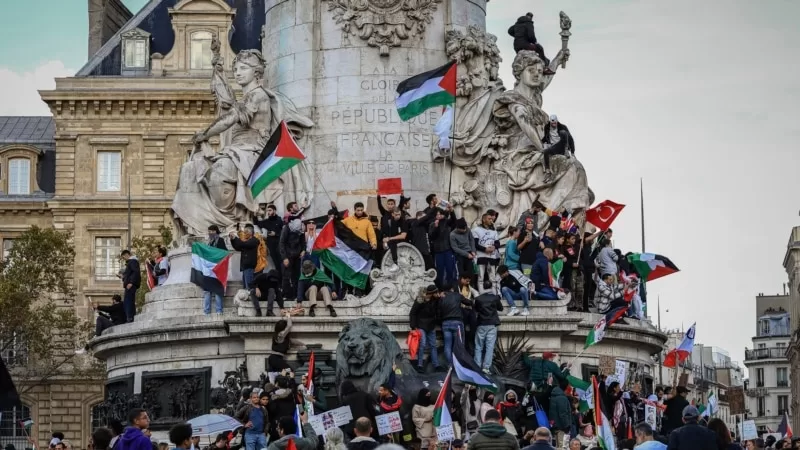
[430,207,457,288]
[119,250,141,323]
[507,12,553,71]
[473,287,503,373]
[267,376,297,443]
[438,288,473,365]
[340,381,378,441]
[255,204,284,279]
[92,294,126,336]
[661,386,690,435]
[408,210,436,270]
[549,379,572,448]
[410,286,443,373]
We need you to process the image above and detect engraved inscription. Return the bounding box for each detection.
[331,107,439,126]
[338,131,433,149]
[322,161,431,176]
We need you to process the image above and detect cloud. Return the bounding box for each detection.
[0,60,74,116]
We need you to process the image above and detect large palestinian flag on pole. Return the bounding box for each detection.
[247,121,306,198]
[312,220,373,289]
[592,375,617,450]
[626,253,679,282]
[190,242,231,296]
[396,61,457,121]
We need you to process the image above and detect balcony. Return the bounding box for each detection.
[745,348,788,361]
[778,380,789,387]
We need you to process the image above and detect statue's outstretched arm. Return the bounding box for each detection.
[197,109,238,141]
[543,48,569,90]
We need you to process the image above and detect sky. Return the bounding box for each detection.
[1,0,799,367]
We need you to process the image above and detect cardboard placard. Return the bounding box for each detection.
[599,355,616,376]
[436,423,455,441]
[741,420,758,440]
[678,373,689,387]
[308,406,353,436]
[728,386,746,415]
[375,412,403,436]
[645,404,657,429]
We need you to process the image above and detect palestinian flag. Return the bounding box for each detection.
[567,376,593,412]
[592,375,617,450]
[433,369,453,430]
[190,242,231,296]
[549,259,564,288]
[247,121,306,198]
[452,329,498,392]
[585,305,628,348]
[627,253,679,282]
[312,220,373,289]
[396,61,456,121]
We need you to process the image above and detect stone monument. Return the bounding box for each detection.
[89,2,667,433]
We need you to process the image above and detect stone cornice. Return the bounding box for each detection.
[47,198,173,210]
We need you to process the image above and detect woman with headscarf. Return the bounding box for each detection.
[323,428,346,450]
[496,390,523,437]
[461,385,483,440]
[479,391,495,424]
[577,424,597,448]
[412,388,435,449]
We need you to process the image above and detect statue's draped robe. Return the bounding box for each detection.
[171,87,314,236]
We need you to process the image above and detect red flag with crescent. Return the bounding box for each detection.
[585,200,625,231]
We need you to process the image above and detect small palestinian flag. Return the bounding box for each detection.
[433,369,453,430]
[567,376,593,412]
[247,121,306,198]
[585,305,628,348]
[190,242,231,296]
[396,61,456,121]
[593,375,617,450]
[627,253,679,282]
[549,259,564,288]
[452,329,498,392]
[313,220,373,289]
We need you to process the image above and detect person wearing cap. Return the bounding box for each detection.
[667,404,718,450]
[542,115,575,154]
[497,264,532,316]
[303,218,321,267]
[523,351,569,388]
[297,260,337,317]
[450,217,477,278]
[410,285,444,373]
[661,385,690,435]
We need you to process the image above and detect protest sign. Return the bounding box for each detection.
[376,412,403,436]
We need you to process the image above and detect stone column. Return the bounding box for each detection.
[263,0,487,215]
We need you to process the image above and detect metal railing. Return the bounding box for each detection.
[778,380,789,387]
[745,348,787,360]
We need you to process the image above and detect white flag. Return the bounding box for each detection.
[434,105,454,150]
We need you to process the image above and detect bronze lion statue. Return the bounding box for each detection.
[335,318,410,396]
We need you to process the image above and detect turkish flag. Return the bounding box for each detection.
[585,200,625,231]
[377,178,403,195]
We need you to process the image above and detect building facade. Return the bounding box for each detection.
[0,1,266,449]
[784,226,800,432]
[745,294,792,434]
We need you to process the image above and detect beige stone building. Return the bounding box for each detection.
[1,0,267,448]
[784,226,800,432]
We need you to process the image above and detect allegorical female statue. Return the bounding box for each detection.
[171,49,314,237]
[445,44,592,230]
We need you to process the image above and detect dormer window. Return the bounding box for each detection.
[121,28,151,75]
[8,158,31,195]
[190,31,214,70]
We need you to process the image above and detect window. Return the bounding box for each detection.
[778,395,789,415]
[756,368,765,387]
[8,158,30,195]
[0,401,31,450]
[92,403,109,429]
[760,319,770,336]
[95,237,122,281]
[0,332,28,368]
[125,39,147,68]
[758,343,766,349]
[97,151,121,192]
[777,342,787,348]
[190,31,213,70]
[757,397,765,416]
[2,239,13,261]
[778,367,789,387]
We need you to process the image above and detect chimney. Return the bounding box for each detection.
[88,0,134,58]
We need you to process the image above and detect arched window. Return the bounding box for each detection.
[8,158,30,195]
[0,401,32,449]
[190,31,213,70]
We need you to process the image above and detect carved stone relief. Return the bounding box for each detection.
[325,0,442,56]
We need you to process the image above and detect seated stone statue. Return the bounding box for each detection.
[171,50,314,237]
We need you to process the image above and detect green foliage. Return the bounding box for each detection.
[131,225,174,311]
[0,226,88,378]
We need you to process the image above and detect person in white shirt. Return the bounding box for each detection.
[471,213,501,293]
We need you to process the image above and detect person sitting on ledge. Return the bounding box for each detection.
[508,12,554,74]
[92,294,127,337]
[497,264,532,316]
[297,260,338,317]
[250,269,283,317]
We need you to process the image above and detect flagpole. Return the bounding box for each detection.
[564,347,589,371]
[446,65,457,200]
[301,161,333,203]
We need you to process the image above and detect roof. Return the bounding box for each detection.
[0,117,55,145]
[78,0,266,77]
